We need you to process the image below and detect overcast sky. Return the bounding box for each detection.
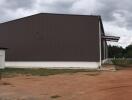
[0,0,132,48]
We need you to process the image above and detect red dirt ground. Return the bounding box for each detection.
[0,69,132,100]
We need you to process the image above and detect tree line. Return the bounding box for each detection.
[108,45,132,58]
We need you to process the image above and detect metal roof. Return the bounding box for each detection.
[102,35,120,42]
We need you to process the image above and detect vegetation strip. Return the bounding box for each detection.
[2,68,97,77]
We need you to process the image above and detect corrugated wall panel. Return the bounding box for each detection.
[0,13,100,62]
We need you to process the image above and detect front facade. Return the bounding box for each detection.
[0,13,119,69]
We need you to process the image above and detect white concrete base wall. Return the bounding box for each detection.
[102,59,109,64]
[5,62,100,69]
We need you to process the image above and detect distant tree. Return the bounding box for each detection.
[124,45,132,58]
[108,45,124,58]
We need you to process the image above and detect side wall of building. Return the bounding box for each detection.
[0,14,100,68]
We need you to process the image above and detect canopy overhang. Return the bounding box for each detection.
[102,35,120,42]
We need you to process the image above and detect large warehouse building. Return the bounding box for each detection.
[0,13,119,69]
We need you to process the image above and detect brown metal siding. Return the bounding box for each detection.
[0,13,100,61]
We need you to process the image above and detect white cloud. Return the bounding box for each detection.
[6,8,38,19]
[104,22,132,47]
[71,0,102,15]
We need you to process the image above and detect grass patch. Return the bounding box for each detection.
[0,68,97,77]
[50,95,61,99]
[84,72,100,76]
[111,58,132,70]
[0,82,12,85]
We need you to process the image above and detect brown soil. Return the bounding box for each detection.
[0,68,132,100]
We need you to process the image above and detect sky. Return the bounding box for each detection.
[0,0,132,48]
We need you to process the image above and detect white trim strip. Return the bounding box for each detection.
[5,62,100,69]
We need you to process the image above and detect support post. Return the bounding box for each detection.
[0,69,2,80]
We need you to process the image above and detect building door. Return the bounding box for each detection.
[0,50,5,69]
